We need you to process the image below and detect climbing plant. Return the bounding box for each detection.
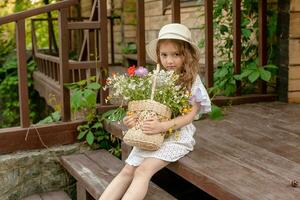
[203,0,278,97]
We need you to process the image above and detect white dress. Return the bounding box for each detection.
[125,75,211,166]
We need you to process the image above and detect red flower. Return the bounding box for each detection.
[127,65,136,76]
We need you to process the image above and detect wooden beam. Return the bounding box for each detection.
[58,8,71,121]
[68,21,101,30]
[0,0,78,25]
[233,0,241,96]
[136,0,146,67]
[99,0,109,106]
[0,121,82,154]
[212,94,277,106]
[16,19,30,128]
[258,0,267,93]
[205,0,214,88]
[171,0,180,23]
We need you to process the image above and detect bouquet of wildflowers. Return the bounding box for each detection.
[105,65,192,117]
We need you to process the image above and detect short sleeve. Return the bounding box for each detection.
[191,75,211,118]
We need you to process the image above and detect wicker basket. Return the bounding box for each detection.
[123,64,172,151]
[123,100,172,150]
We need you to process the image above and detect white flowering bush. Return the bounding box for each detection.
[104,65,192,117]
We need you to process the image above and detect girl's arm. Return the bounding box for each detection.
[142,101,199,135]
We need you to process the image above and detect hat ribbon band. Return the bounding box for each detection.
[159,32,191,42]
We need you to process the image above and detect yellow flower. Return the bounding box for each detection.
[126,111,133,116]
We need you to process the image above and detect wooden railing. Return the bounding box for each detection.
[135,0,276,105]
[0,0,81,128]
[0,0,277,154]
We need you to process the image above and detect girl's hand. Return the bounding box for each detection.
[123,114,138,129]
[141,116,164,135]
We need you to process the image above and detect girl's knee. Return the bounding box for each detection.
[119,164,135,178]
[134,164,153,179]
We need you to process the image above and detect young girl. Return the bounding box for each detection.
[99,23,211,200]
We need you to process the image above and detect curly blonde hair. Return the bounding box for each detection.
[156,39,199,90]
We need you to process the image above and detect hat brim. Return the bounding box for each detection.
[146,37,201,63]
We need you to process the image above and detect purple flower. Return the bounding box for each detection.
[134,66,148,77]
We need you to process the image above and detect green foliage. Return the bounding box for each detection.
[203,0,278,97]
[37,111,61,125]
[66,77,121,158]
[121,42,137,54]
[208,105,224,120]
[65,76,101,121]
[0,54,48,128]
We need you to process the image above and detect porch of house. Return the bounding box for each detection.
[0,0,300,199]
[104,101,300,199]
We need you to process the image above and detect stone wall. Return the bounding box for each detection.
[0,143,90,200]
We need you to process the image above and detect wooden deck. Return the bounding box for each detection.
[104,101,300,200]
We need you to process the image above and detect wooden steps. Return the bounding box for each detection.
[103,102,300,200]
[21,191,71,200]
[60,150,176,200]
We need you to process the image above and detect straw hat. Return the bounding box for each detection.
[146,23,201,63]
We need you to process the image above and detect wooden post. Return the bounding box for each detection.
[136,0,146,67]
[58,8,71,121]
[205,0,214,88]
[172,0,180,23]
[233,0,241,96]
[259,0,267,94]
[99,0,109,106]
[16,19,30,128]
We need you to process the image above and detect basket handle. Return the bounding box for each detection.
[150,64,160,100]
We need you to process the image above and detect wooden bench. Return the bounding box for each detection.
[104,102,300,200]
[60,150,176,200]
[21,191,71,200]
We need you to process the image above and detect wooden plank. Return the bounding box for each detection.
[86,150,176,200]
[0,121,81,154]
[68,22,100,30]
[58,8,71,121]
[61,150,176,200]
[40,191,71,200]
[288,91,300,103]
[205,0,214,88]
[104,102,300,200]
[289,66,300,79]
[136,0,146,67]
[60,153,113,198]
[289,79,300,91]
[171,0,180,23]
[16,19,30,128]
[258,0,267,93]
[233,0,241,95]
[290,12,300,38]
[290,0,300,11]
[289,39,300,65]
[0,0,78,25]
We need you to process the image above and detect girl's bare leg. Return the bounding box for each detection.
[99,164,136,200]
[122,158,169,200]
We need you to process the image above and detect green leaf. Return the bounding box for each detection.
[92,122,103,129]
[51,111,61,122]
[86,131,94,145]
[264,64,278,70]
[241,28,252,38]
[208,105,223,120]
[259,68,271,82]
[84,89,97,106]
[248,70,260,83]
[77,130,88,140]
[87,82,101,90]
